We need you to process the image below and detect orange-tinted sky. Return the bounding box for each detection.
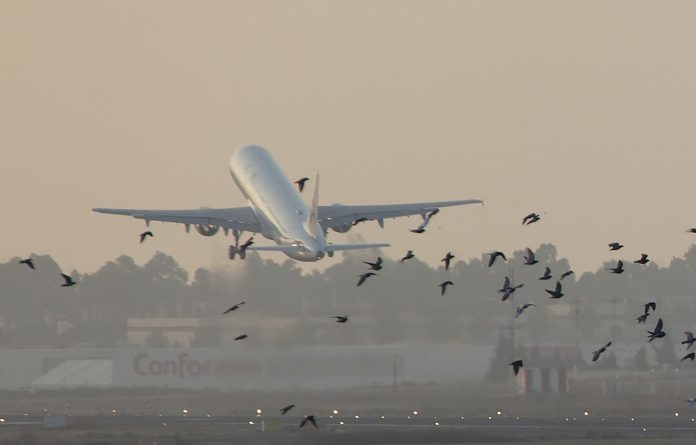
[2,1,696,276]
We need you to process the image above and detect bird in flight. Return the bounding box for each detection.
[539,267,552,280]
[439,280,454,296]
[608,242,624,251]
[560,270,574,280]
[633,254,650,265]
[139,231,154,243]
[647,318,666,342]
[330,315,349,323]
[364,257,383,271]
[400,250,415,262]
[514,303,536,319]
[682,352,696,362]
[60,273,76,287]
[688,397,696,408]
[280,404,295,415]
[441,252,455,270]
[409,210,438,234]
[545,281,564,299]
[487,251,507,267]
[636,313,650,324]
[509,360,524,375]
[607,260,624,274]
[223,302,246,314]
[357,272,377,287]
[294,177,309,193]
[19,258,35,270]
[523,248,538,265]
[299,415,318,429]
[498,277,523,302]
[592,341,612,362]
[688,228,696,234]
[644,302,657,314]
[683,332,696,349]
[522,213,540,225]
[234,334,248,341]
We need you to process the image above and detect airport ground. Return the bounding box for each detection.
[0,377,694,444]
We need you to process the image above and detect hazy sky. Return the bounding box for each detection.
[2,1,696,276]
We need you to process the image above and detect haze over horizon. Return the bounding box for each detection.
[2,1,696,276]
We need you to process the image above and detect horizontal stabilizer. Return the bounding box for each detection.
[325,243,390,252]
[244,245,301,252]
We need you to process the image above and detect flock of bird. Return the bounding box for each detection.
[14,178,696,425]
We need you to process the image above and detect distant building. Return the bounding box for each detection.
[127,318,200,347]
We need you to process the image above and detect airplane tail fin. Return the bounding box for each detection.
[306,171,320,238]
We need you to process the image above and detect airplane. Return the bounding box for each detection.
[93,145,483,262]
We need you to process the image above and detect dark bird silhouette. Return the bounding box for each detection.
[634,254,650,265]
[560,270,574,280]
[439,280,454,296]
[522,213,540,225]
[487,251,507,267]
[592,341,612,362]
[498,277,523,301]
[636,313,650,324]
[683,332,696,349]
[234,334,248,341]
[60,273,76,287]
[682,352,696,362]
[19,258,35,270]
[330,315,349,323]
[281,404,295,415]
[607,260,624,274]
[523,248,538,265]
[240,237,255,251]
[409,214,432,233]
[139,231,154,243]
[400,250,415,262]
[294,177,309,193]
[648,318,666,342]
[223,301,246,314]
[509,360,524,376]
[299,415,318,429]
[441,252,455,270]
[644,302,657,314]
[514,303,536,319]
[608,242,624,251]
[364,257,383,271]
[545,281,564,299]
[688,228,696,234]
[357,272,377,286]
[539,267,552,280]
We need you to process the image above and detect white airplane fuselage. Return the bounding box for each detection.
[229,145,325,261]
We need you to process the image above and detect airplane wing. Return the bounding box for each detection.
[318,199,483,231]
[92,207,261,233]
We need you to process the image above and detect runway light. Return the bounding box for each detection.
[182,409,188,415]
[248,421,254,425]
[488,416,492,420]
[206,414,211,418]
[354,415,359,419]
[460,416,464,420]
[642,428,647,432]
[256,409,262,416]
[675,412,680,417]
[631,418,635,421]
[407,416,411,419]
[333,409,339,415]
[497,411,502,416]
[339,421,345,425]
[413,411,418,416]
[111,409,117,415]
[162,423,167,426]
[584,411,589,416]
[435,421,440,426]
[380,415,385,419]
[0,418,5,423]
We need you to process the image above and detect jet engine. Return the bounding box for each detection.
[196,224,220,236]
